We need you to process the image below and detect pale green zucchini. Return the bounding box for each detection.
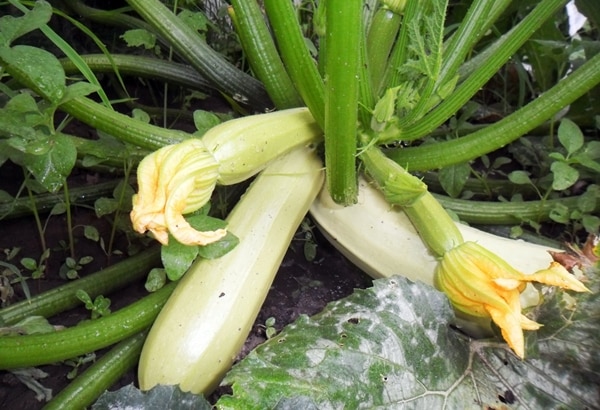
[203,107,321,185]
[310,176,561,285]
[138,146,324,394]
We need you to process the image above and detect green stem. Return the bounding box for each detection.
[389,0,569,142]
[366,6,402,95]
[0,180,120,220]
[0,247,160,325]
[2,49,191,149]
[126,0,272,112]
[230,0,303,109]
[438,0,508,87]
[360,144,463,257]
[0,281,175,369]
[434,193,598,225]
[323,0,361,205]
[60,54,214,93]
[25,174,47,258]
[63,180,76,260]
[43,331,147,410]
[386,50,600,170]
[381,0,417,90]
[264,0,326,128]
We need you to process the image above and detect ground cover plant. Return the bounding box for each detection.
[0,0,599,408]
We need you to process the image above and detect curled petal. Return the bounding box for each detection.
[525,262,591,293]
[130,139,224,245]
[435,241,589,359]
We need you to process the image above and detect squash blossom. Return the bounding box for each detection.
[435,241,590,359]
[130,139,227,246]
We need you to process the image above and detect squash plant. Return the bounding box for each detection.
[0,0,598,408]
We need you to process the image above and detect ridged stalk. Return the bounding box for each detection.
[0,247,160,326]
[434,193,599,225]
[60,54,214,92]
[323,0,362,205]
[125,0,272,111]
[229,0,303,109]
[366,6,402,95]
[360,144,463,257]
[388,0,569,142]
[0,282,175,369]
[42,331,147,410]
[264,0,325,128]
[386,50,600,170]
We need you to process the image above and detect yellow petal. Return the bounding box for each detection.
[487,305,526,359]
[525,261,590,293]
[130,139,222,245]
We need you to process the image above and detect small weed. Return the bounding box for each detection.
[59,255,93,280]
[76,289,111,319]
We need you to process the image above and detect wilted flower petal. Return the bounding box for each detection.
[435,241,590,358]
[131,139,227,246]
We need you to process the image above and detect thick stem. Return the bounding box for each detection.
[360,144,463,257]
[0,281,175,369]
[386,50,600,170]
[0,247,160,325]
[324,0,362,205]
[230,0,303,109]
[125,0,272,111]
[385,0,569,142]
[264,0,326,128]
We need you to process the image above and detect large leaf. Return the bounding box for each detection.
[92,384,211,410]
[217,275,599,409]
[0,45,66,103]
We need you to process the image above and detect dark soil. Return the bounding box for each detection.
[0,149,373,409]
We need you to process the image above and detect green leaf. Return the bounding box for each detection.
[550,161,579,191]
[3,316,55,336]
[0,1,51,46]
[84,225,100,242]
[145,268,167,292]
[0,45,66,103]
[218,276,598,409]
[62,81,100,102]
[193,110,221,136]
[187,214,239,259]
[94,197,119,218]
[120,29,157,50]
[161,239,199,281]
[557,118,584,156]
[20,257,37,271]
[438,162,471,198]
[92,383,212,410]
[572,152,600,172]
[583,140,600,159]
[549,202,570,224]
[578,185,599,213]
[22,132,77,193]
[507,170,532,185]
[197,232,239,260]
[582,214,600,233]
[177,9,209,36]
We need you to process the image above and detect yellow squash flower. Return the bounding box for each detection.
[435,241,590,359]
[130,139,227,246]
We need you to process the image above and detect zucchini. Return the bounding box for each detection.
[138,146,324,394]
[310,176,562,284]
